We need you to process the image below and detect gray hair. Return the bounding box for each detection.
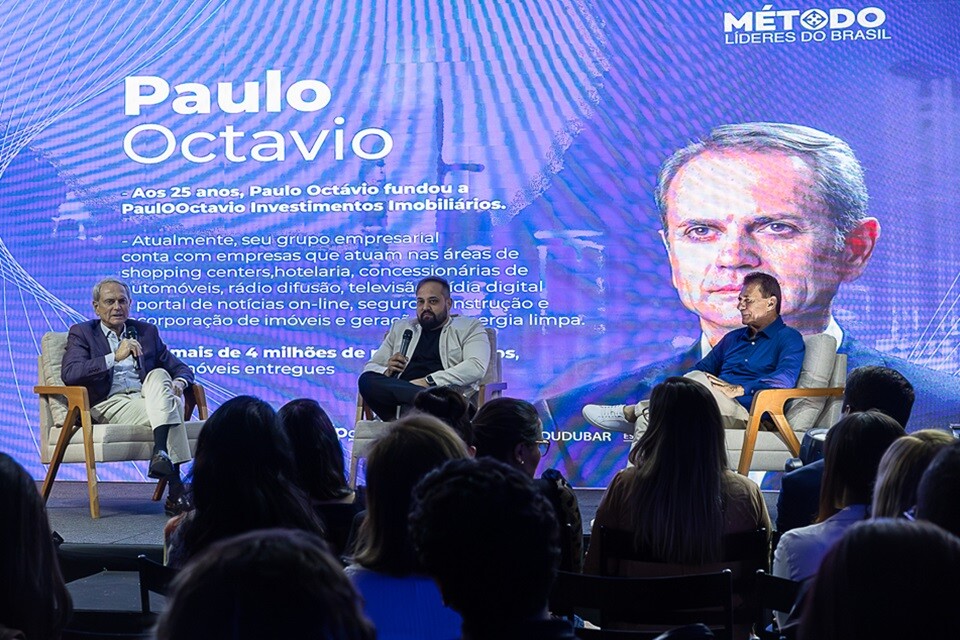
[655,123,869,249]
[92,277,130,302]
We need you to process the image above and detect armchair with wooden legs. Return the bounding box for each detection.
[731,333,847,474]
[35,331,208,518]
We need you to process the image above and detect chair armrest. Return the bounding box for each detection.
[738,387,844,475]
[34,385,91,411]
[747,387,845,416]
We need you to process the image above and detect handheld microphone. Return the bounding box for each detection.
[399,329,413,356]
[123,321,138,341]
[123,321,142,371]
[390,329,414,377]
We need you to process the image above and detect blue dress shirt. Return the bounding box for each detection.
[694,316,805,409]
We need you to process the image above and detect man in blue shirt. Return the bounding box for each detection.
[583,271,805,434]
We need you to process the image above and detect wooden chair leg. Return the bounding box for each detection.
[78,410,100,519]
[737,414,763,475]
[152,478,168,501]
[770,414,802,457]
[41,408,81,502]
[349,454,360,490]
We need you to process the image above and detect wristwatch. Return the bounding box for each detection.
[425,374,437,386]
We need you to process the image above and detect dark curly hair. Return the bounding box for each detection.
[413,386,476,446]
[409,458,560,631]
[156,529,375,640]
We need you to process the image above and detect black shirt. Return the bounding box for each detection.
[401,327,443,381]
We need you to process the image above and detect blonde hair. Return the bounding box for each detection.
[353,414,469,575]
[872,430,955,518]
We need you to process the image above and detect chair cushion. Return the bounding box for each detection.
[41,332,71,427]
[47,420,205,463]
[352,420,389,459]
[783,333,838,432]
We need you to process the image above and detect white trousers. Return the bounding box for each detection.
[91,369,191,464]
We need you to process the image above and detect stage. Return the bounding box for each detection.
[43,481,782,546]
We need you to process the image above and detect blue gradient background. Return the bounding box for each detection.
[0,0,957,486]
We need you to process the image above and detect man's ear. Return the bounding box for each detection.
[659,228,680,291]
[841,217,880,281]
[658,228,669,253]
[513,441,526,464]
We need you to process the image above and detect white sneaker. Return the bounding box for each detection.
[582,404,634,433]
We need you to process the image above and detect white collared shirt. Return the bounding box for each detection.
[101,322,142,396]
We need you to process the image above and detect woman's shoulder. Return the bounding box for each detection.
[721,470,761,495]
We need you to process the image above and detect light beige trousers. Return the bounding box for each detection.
[91,368,191,463]
[631,370,749,441]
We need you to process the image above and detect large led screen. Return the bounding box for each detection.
[1,0,958,486]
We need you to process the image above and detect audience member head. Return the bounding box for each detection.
[871,430,955,518]
[0,453,72,640]
[630,376,727,470]
[626,376,727,563]
[353,414,469,576]
[915,441,960,537]
[278,398,352,502]
[410,458,560,635]
[798,519,960,640]
[181,396,323,563]
[817,410,905,521]
[842,366,915,427]
[413,386,476,447]
[155,529,375,640]
[472,397,546,479]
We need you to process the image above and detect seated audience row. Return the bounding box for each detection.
[408,389,584,572]
[5,359,957,640]
[776,365,916,533]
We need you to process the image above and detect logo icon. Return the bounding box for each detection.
[800,9,829,29]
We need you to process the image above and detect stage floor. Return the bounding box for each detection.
[43,482,779,546]
[43,482,173,545]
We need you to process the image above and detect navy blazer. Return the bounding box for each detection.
[61,319,194,407]
[776,459,824,533]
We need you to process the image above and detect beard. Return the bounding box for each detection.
[418,308,448,330]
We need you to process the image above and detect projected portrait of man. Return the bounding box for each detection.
[540,122,960,434]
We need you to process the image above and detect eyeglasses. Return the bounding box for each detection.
[534,439,551,456]
[903,507,917,521]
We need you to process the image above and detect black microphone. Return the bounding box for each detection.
[123,320,138,341]
[390,329,414,377]
[123,321,142,371]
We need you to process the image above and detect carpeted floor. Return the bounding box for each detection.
[43,482,173,545]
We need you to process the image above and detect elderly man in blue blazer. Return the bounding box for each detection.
[61,277,194,514]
